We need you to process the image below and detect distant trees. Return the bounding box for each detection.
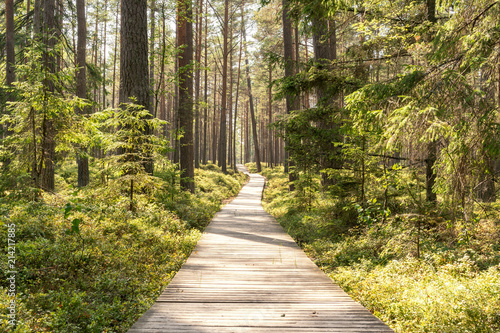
[272,0,500,223]
[4,0,496,216]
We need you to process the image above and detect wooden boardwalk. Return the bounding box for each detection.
[128,165,394,332]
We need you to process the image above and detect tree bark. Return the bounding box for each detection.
[212,73,218,163]
[202,4,208,165]
[233,11,244,170]
[120,0,152,173]
[40,0,57,191]
[149,0,156,116]
[6,0,15,87]
[76,0,89,187]
[218,0,229,173]
[242,14,261,172]
[177,0,195,192]
[426,0,437,204]
[228,17,234,170]
[282,0,295,187]
[194,0,203,168]
[268,64,274,168]
[111,0,119,108]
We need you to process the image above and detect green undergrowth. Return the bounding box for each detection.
[248,163,500,332]
[0,161,246,332]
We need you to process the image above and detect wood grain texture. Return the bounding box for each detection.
[128,165,394,332]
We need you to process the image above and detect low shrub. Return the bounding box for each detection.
[0,162,247,332]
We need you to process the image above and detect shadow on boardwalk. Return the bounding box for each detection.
[128,165,394,333]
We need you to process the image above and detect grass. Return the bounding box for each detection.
[248,162,500,332]
[0,161,247,332]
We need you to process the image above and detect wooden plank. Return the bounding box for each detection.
[128,165,393,332]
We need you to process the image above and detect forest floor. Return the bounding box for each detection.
[0,161,246,333]
[247,163,500,333]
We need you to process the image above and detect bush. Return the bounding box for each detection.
[0,162,247,332]
[255,163,500,332]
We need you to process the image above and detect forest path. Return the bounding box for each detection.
[128,165,393,332]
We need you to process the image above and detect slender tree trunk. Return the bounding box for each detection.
[3,0,16,170]
[149,0,156,116]
[426,0,437,204]
[242,17,261,172]
[228,18,234,170]
[34,0,42,35]
[173,57,180,164]
[218,0,229,173]
[212,73,218,163]
[77,0,89,187]
[274,104,280,165]
[102,0,108,108]
[282,0,295,187]
[268,64,274,168]
[233,13,243,170]
[202,4,208,165]
[177,0,195,192]
[6,0,15,87]
[112,0,119,108]
[244,100,249,164]
[93,10,99,112]
[41,0,57,191]
[194,0,203,168]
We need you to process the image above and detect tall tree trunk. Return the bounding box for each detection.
[218,0,229,173]
[426,0,437,204]
[233,12,243,170]
[212,73,218,163]
[3,0,16,170]
[202,4,208,165]
[41,0,57,191]
[120,0,152,174]
[268,64,274,168]
[274,104,280,165]
[242,15,261,172]
[33,0,42,35]
[76,0,89,187]
[313,14,340,189]
[112,0,119,108]
[93,10,99,112]
[177,0,195,192]
[102,0,108,108]
[194,0,203,168]
[173,57,180,164]
[149,0,156,116]
[6,0,15,87]
[304,34,310,108]
[244,100,249,164]
[228,17,234,170]
[282,0,295,187]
